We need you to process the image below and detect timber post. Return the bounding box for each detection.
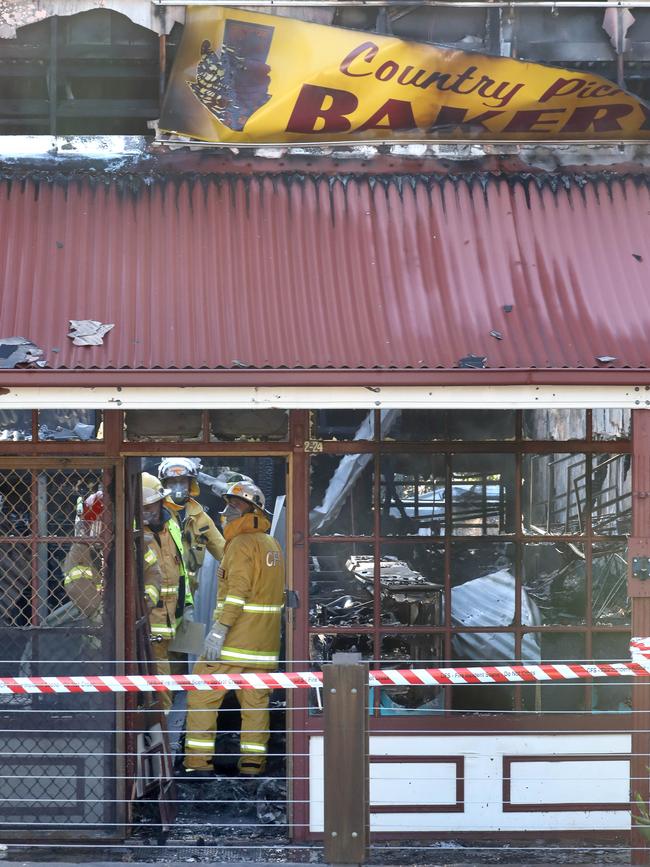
[323,654,369,866]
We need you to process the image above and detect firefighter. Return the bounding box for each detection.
[141,472,193,711]
[183,480,284,777]
[158,457,225,592]
[62,490,161,622]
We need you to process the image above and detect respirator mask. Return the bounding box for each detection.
[167,478,190,506]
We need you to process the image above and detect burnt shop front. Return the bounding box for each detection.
[0,400,640,842]
[0,164,649,842]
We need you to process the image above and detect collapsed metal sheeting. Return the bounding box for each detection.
[68,320,114,347]
[0,336,44,368]
[450,569,542,663]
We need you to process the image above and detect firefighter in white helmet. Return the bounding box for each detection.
[142,472,193,712]
[183,479,284,777]
[158,457,225,592]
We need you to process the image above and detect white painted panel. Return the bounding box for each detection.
[371,761,458,807]
[0,384,642,410]
[510,760,630,806]
[308,733,632,833]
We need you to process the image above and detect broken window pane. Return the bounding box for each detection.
[38,410,103,441]
[450,541,518,628]
[448,410,516,441]
[592,542,630,626]
[312,410,374,441]
[0,411,32,441]
[309,633,374,714]
[309,454,374,536]
[379,634,444,715]
[451,454,515,535]
[521,632,585,712]
[592,632,632,713]
[592,409,631,441]
[309,543,374,627]
[451,631,525,712]
[124,410,203,441]
[522,453,587,535]
[522,542,586,626]
[381,410,446,441]
[379,544,444,626]
[523,409,586,441]
[209,409,288,441]
[310,632,374,663]
[591,454,631,536]
[380,453,446,537]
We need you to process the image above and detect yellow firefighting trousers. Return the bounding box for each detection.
[151,639,186,711]
[184,662,270,774]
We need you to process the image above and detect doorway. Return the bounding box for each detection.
[126,453,290,846]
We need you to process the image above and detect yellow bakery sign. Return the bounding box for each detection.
[160,6,650,142]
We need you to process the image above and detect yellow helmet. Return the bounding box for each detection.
[141,472,170,506]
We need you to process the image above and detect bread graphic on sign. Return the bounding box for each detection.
[188,19,274,131]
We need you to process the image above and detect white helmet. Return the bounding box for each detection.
[158,457,200,498]
[142,472,170,506]
[225,480,267,513]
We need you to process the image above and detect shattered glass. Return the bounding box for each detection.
[591,453,631,536]
[522,542,586,626]
[380,453,446,536]
[451,453,515,535]
[381,409,447,441]
[592,542,630,626]
[522,453,587,535]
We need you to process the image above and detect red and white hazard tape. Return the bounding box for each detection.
[1,640,650,695]
[631,636,650,659]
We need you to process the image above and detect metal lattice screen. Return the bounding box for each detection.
[0,463,121,839]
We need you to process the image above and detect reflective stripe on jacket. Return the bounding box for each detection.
[147,518,191,639]
[214,512,284,670]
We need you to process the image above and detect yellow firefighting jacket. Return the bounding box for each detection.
[147,518,192,640]
[171,498,225,575]
[215,512,284,669]
[63,538,162,619]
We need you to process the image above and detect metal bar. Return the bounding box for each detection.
[323,659,369,865]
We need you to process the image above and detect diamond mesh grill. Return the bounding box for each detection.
[0,465,118,838]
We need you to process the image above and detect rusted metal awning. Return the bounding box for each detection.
[0,169,649,387]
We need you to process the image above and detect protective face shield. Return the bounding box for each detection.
[219,499,248,529]
[167,476,191,506]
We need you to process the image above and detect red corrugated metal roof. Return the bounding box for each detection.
[0,171,649,384]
